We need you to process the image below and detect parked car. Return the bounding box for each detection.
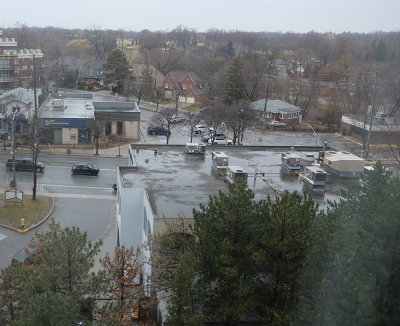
[194,124,208,134]
[147,125,171,135]
[267,120,286,127]
[6,158,45,172]
[12,246,36,264]
[171,116,184,123]
[208,136,233,145]
[71,162,100,176]
[202,133,225,142]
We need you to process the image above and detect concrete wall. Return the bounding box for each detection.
[124,121,139,139]
[61,127,78,145]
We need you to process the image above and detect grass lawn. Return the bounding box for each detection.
[182,104,202,112]
[0,193,53,229]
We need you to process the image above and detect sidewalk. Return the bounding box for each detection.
[45,142,133,158]
[0,142,134,159]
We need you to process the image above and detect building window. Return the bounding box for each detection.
[164,83,169,89]
[287,112,299,119]
[165,90,172,98]
[265,112,272,118]
[70,134,76,140]
[0,59,10,69]
[279,112,285,119]
[117,121,123,135]
[105,121,111,135]
[182,83,187,90]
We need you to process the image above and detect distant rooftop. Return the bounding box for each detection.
[251,99,301,113]
[341,115,398,131]
[0,87,42,104]
[119,145,357,222]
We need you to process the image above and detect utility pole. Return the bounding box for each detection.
[364,72,377,159]
[32,53,38,200]
[11,111,17,191]
[263,76,270,121]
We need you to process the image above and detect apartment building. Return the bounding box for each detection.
[0,30,43,93]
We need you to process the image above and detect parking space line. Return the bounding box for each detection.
[0,234,7,241]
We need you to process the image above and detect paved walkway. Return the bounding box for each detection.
[0,142,134,158]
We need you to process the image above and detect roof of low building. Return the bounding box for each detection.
[324,151,365,162]
[94,101,140,113]
[0,88,42,105]
[341,115,398,132]
[38,93,95,120]
[251,99,301,113]
[119,145,355,222]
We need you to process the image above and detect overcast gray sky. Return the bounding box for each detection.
[1,0,399,33]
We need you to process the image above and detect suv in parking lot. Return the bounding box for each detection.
[171,116,184,123]
[194,125,208,134]
[208,136,233,145]
[202,133,225,142]
[147,125,171,135]
[6,158,45,172]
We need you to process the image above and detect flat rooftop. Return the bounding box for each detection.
[39,93,95,120]
[119,146,358,220]
[93,101,140,113]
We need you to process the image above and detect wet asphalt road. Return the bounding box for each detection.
[0,154,127,270]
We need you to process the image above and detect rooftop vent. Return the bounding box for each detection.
[52,98,64,109]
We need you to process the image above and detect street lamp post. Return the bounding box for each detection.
[308,125,318,147]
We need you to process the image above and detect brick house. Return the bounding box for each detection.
[251,99,302,127]
[162,71,209,104]
[0,30,43,94]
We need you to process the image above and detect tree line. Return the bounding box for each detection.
[4,24,400,128]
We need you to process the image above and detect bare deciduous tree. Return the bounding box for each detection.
[92,120,105,156]
[224,101,255,145]
[183,111,202,142]
[151,107,176,144]
[202,104,226,144]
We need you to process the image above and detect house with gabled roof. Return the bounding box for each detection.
[81,59,111,87]
[162,71,209,104]
[131,64,165,92]
[251,99,302,127]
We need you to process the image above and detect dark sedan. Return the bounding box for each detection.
[71,162,100,176]
[6,158,45,172]
[147,126,171,135]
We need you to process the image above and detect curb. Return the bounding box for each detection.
[0,195,55,234]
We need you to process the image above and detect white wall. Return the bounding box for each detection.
[61,127,78,145]
[124,121,139,139]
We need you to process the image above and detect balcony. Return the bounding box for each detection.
[0,77,14,82]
